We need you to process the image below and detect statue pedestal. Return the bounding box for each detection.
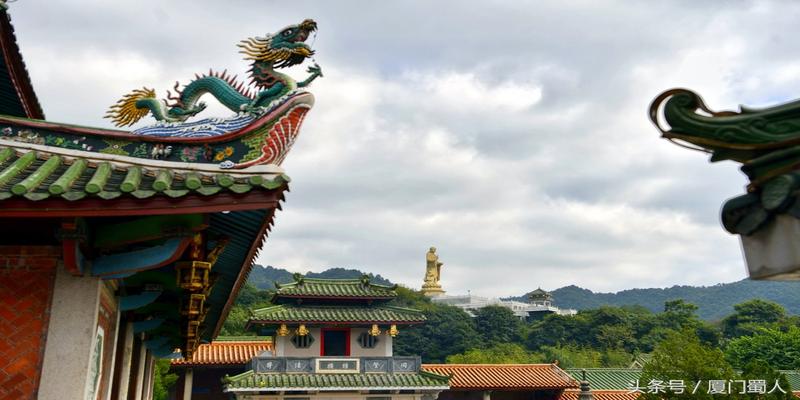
[421,284,445,297]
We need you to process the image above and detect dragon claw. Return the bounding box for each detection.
[307,63,323,77]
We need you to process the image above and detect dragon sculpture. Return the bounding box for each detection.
[106,19,322,127]
[651,89,800,237]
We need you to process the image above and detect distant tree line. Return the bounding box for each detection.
[222,282,800,377]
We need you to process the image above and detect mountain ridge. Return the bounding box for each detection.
[247,265,800,320]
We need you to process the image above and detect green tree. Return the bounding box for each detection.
[539,344,603,368]
[641,329,737,400]
[725,327,800,369]
[722,299,788,338]
[394,303,479,363]
[739,359,793,400]
[392,286,431,309]
[526,312,587,350]
[446,343,542,364]
[220,305,253,336]
[474,305,522,345]
[659,299,700,330]
[152,359,178,400]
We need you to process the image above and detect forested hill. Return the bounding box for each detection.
[247,265,392,290]
[519,280,800,321]
[247,266,800,321]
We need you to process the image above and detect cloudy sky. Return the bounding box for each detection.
[11,0,800,296]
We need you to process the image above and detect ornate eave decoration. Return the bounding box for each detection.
[0,19,321,171]
[651,88,800,280]
[0,19,323,359]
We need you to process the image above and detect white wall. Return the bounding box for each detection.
[274,327,394,357]
[349,327,392,357]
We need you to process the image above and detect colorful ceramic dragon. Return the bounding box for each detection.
[106,19,322,127]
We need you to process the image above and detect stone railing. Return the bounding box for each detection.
[249,356,421,374]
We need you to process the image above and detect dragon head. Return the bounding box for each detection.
[238,19,317,68]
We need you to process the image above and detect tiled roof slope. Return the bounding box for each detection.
[0,147,289,202]
[422,364,578,390]
[172,338,273,367]
[224,371,450,391]
[560,390,639,400]
[781,370,800,392]
[0,7,44,119]
[565,369,642,390]
[249,304,425,325]
[275,277,397,299]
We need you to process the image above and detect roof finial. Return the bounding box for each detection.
[579,369,593,400]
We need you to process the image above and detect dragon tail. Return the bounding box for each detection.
[168,69,254,108]
[105,87,157,127]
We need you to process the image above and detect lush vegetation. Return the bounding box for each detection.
[250,266,800,320]
[394,288,800,370]
[152,359,178,400]
[247,265,392,290]
[220,267,800,378]
[514,280,800,321]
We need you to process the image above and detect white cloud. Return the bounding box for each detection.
[12,0,796,295]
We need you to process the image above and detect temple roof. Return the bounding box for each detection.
[559,390,640,400]
[171,337,272,367]
[224,370,450,392]
[273,276,398,301]
[781,370,800,392]
[564,369,642,390]
[0,9,320,360]
[0,6,43,119]
[422,364,578,391]
[248,304,425,326]
[0,146,289,212]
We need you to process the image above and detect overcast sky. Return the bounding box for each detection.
[12,0,800,296]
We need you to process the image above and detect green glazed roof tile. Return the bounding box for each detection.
[275,277,398,299]
[565,369,642,390]
[225,371,449,391]
[250,304,425,324]
[778,371,799,391]
[0,148,289,201]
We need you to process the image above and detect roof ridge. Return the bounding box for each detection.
[565,368,642,371]
[251,304,285,313]
[383,305,424,313]
[224,369,254,383]
[423,363,557,367]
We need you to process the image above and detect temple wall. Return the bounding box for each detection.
[277,328,322,357]
[350,327,392,357]
[0,245,59,400]
[275,327,394,357]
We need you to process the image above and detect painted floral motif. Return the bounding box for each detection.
[131,143,148,158]
[150,144,172,159]
[44,135,91,151]
[100,139,131,156]
[180,146,202,162]
[213,146,234,161]
[14,129,45,145]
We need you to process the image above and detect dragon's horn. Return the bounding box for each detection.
[104,87,156,127]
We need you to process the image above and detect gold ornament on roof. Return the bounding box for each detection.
[388,324,399,337]
[369,324,381,337]
[296,324,309,336]
[277,324,290,337]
